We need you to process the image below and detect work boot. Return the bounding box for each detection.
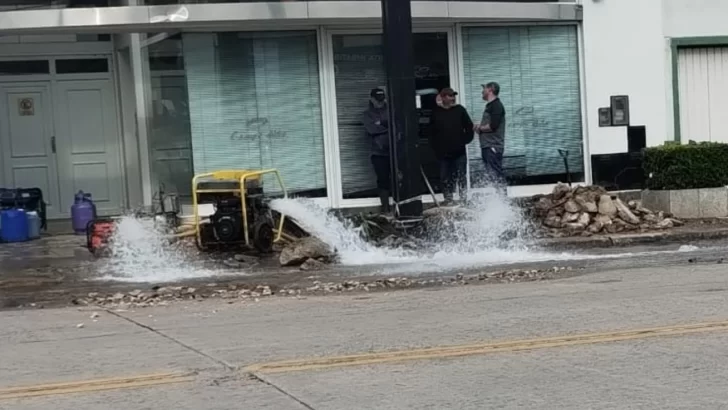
[379,190,391,215]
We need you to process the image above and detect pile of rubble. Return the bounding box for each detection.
[73,266,574,309]
[531,183,684,237]
[78,284,278,309]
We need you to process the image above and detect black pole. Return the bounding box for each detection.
[381,0,423,218]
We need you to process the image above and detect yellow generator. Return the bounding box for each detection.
[192,169,286,253]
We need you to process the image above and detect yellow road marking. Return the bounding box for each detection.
[246,320,728,374]
[0,371,195,400]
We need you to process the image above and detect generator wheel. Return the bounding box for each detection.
[252,220,274,254]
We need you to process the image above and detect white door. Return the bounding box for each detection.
[678,47,728,143]
[0,82,64,218]
[53,79,123,216]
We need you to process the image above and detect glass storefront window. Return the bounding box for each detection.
[462,25,584,186]
[332,32,450,199]
[182,31,326,197]
[147,34,194,199]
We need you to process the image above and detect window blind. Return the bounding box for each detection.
[183,31,326,195]
[462,25,583,184]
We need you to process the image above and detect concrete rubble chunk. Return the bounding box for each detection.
[564,200,580,213]
[544,216,562,228]
[587,220,604,233]
[300,258,327,271]
[598,195,618,218]
[552,183,572,200]
[561,212,580,224]
[615,198,641,225]
[574,195,598,213]
[280,237,336,267]
[656,218,674,229]
[594,214,612,226]
[577,212,591,226]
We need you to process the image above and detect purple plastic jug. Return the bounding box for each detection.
[71,191,96,235]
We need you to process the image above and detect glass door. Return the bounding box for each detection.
[329,31,453,201]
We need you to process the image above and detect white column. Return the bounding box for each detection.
[130,32,154,209]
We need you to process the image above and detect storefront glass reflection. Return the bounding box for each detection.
[139,31,327,202]
[332,32,450,199]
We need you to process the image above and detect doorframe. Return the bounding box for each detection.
[0,54,127,217]
[321,25,458,209]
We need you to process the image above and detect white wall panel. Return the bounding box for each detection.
[581,0,668,153]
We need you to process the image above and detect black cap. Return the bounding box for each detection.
[370,88,386,98]
[439,87,458,97]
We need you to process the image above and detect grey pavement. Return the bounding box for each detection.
[5,257,728,409]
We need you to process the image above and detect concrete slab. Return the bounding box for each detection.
[669,188,700,218]
[699,188,728,218]
[0,308,219,386]
[116,263,728,369]
[266,332,728,410]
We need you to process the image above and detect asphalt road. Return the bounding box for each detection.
[4,252,728,409]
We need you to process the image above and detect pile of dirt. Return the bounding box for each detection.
[529,183,683,238]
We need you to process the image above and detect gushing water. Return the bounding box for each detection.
[269,199,418,265]
[98,216,219,282]
[270,193,577,271]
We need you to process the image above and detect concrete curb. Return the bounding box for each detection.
[540,228,728,250]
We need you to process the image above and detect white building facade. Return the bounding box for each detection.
[0,0,722,218]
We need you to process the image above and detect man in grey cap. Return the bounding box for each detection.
[362,88,391,214]
[474,81,506,194]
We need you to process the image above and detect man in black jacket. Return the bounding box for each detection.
[362,88,392,213]
[430,88,474,205]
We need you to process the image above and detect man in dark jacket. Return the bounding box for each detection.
[430,87,474,204]
[362,88,391,213]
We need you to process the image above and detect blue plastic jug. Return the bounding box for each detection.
[0,208,29,243]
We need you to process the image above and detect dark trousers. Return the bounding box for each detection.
[439,155,467,201]
[370,155,391,211]
[482,147,506,193]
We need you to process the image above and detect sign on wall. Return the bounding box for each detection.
[18,98,34,116]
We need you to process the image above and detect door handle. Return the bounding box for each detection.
[51,136,56,154]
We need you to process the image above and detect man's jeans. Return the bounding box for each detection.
[482,147,506,194]
[440,155,467,202]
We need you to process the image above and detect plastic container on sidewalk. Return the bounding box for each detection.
[0,208,30,243]
[27,211,41,240]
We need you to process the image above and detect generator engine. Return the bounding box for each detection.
[196,177,276,253]
[210,196,244,243]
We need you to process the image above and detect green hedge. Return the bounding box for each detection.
[644,141,728,190]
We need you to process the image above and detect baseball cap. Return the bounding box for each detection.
[370,88,386,98]
[439,87,458,97]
